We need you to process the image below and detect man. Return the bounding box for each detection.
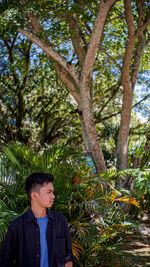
[0,172,73,267]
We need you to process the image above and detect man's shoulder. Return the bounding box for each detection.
[49,209,65,218]
[9,209,30,227]
[49,209,67,222]
[49,210,70,232]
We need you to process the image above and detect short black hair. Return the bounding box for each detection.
[25,172,54,201]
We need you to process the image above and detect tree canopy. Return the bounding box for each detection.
[0,0,149,171]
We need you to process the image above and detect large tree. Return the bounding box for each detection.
[0,0,149,171]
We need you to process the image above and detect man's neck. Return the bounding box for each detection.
[31,205,47,218]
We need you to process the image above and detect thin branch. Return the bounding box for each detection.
[84,22,92,36]
[101,88,120,112]
[95,93,150,123]
[20,42,32,89]
[133,93,150,109]
[94,82,121,115]
[103,49,122,70]
[4,39,19,86]
[11,33,19,49]
[67,16,86,68]
[100,110,121,122]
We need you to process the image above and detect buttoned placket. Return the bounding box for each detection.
[46,218,54,267]
[33,219,41,264]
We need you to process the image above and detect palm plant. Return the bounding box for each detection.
[0,142,140,266]
[0,142,81,250]
[64,173,137,267]
[0,153,27,242]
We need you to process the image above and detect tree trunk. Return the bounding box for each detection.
[116,0,135,170]
[80,79,106,173]
[116,86,133,170]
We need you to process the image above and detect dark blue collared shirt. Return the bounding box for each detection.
[0,209,73,267]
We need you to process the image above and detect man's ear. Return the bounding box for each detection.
[31,191,38,201]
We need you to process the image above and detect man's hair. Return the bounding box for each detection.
[25,172,54,201]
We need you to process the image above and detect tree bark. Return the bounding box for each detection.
[116,88,133,170]
[116,0,149,170]
[80,80,106,172]
[116,0,135,170]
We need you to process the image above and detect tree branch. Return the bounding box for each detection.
[131,38,145,87]
[18,28,80,89]
[81,0,116,80]
[94,82,120,115]
[4,38,19,86]
[95,93,150,123]
[99,110,121,122]
[133,93,150,109]
[131,0,149,87]
[27,14,43,34]
[67,16,86,68]
[122,0,135,82]
[54,63,81,105]
[20,41,32,89]
[11,33,19,49]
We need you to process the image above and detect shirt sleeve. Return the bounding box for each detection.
[64,217,73,263]
[0,222,17,267]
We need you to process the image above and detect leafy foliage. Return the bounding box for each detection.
[0,142,141,266]
[0,1,149,171]
[0,33,81,148]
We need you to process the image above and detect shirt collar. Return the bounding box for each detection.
[26,208,54,222]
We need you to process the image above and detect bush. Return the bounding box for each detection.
[0,142,139,266]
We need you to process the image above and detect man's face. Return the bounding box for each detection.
[34,182,55,209]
